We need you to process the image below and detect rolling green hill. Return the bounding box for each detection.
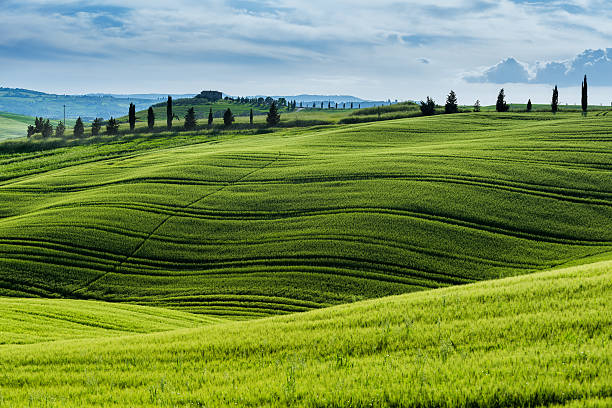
[0,297,222,345]
[0,260,609,407]
[0,112,610,318]
[0,112,78,140]
[0,112,33,140]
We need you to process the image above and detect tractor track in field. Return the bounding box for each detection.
[69,154,280,296]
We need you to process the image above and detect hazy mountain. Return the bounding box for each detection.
[0,88,156,121]
[86,93,196,101]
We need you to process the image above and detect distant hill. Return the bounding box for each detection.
[0,112,76,140]
[268,94,367,103]
[0,88,391,121]
[0,88,159,121]
[86,93,196,101]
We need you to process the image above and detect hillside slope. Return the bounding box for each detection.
[0,260,610,407]
[0,113,610,316]
[0,298,223,345]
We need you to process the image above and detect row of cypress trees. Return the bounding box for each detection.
[124,97,282,132]
[423,75,590,116]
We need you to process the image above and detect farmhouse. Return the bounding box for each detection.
[196,90,223,101]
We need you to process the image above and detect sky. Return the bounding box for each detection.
[1,0,611,104]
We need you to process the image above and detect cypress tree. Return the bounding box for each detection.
[445,90,458,114]
[551,86,559,113]
[266,102,281,126]
[34,117,44,133]
[129,103,136,131]
[208,108,213,127]
[167,96,173,129]
[581,75,588,116]
[106,117,119,135]
[91,118,103,136]
[223,108,234,126]
[184,107,197,130]
[147,107,155,130]
[55,121,65,138]
[420,97,436,116]
[526,99,532,112]
[27,125,35,137]
[74,117,84,138]
[250,108,253,125]
[496,89,509,112]
[41,119,53,138]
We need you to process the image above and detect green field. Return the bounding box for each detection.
[0,112,610,318]
[0,297,221,345]
[0,112,33,140]
[0,112,78,140]
[0,111,611,406]
[0,260,609,406]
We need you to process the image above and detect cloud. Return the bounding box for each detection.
[465,58,531,84]
[1,0,612,101]
[534,48,612,85]
[466,49,612,86]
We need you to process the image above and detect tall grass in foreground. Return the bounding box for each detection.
[0,260,610,407]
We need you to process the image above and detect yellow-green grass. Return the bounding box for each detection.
[0,112,611,317]
[0,112,78,141]
[0,298,224,345]
[0,260,610,407]
[0,112,33,140]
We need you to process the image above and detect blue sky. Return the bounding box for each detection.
[1,0,611,104]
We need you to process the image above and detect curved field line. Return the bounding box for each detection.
[134,295,328,309]
[4,173,612,205]
[126,232,545,269]
[112,258,472,287]
[0,227,543,271]
[34,202,611,246]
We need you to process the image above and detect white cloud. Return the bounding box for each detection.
[0,0,610,102]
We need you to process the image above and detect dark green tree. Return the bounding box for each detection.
[55,121,65,138]
[147,107,155,130]
[581,75,588,116]
[27,125,35,137]
[106,117,119,135]
[167,96,173,129]
[208,108,213,127]
[223,108,234,126]
[445,90,458,114]
[34,117,44,133]
[129,103,136,131]
[91,118,103,136]
[266,102,281,126]
[552,86,559,113]
[184,107,197,130]
[420,97,436,116]
[526,99,532,112]
[496,89,509,112]
[74,117,84,137]
[474,100,481,112]
[250,108,254,125]
[41,119,53,138]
